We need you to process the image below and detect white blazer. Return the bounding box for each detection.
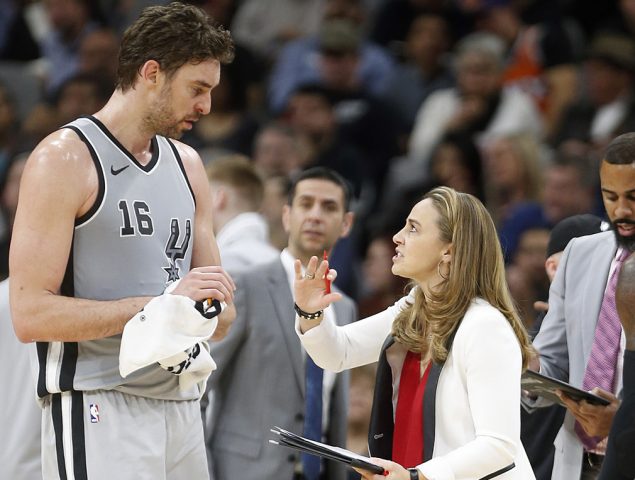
[296,290,535,480]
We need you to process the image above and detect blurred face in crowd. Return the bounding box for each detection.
[600,160,635,250]
[456,51,501,98]
[254,127,301,178]
[319,51,360,92]
[363,237,398,294]
[283,178,352,261]
[286,93,335,144]
[585,59,632,106]
[484,138,525,190]
[514,228,550,286]
[57,79,106,125]
[542,165,592,223]
[430,143,478,196]
[79,29,119,80]
[406,15,450,68]
[44,0,89,38]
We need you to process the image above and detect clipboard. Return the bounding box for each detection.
[521,370,610,406]
[269,426,386,475]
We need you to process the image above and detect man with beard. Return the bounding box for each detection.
[9,4,236,479]
[526,132,635,480]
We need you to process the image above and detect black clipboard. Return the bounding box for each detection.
[269,426,385,475]
[521,370,610,406]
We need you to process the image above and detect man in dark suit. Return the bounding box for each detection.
[205,167,357,480]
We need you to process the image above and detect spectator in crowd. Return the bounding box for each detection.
[0,0,45,61]
[526,133,635,480]
[499,151,599,263]
[39,0,103,96]
[482,133,544,227]
[506,225,551,329]
[552,32,635,152]
[408,31,543,173]
[230,0,324,62]
[252,121,311,178]
[474,0,579,139]
[357,234,408,319]
[22,72,111,144]
[206,167,356,480]
[205,155,279,272]
[267,0,395,114]
[379,11,454,131]
[283,83,368,201]
[77,27,120,89]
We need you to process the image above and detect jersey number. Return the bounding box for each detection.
[118,200,154,236]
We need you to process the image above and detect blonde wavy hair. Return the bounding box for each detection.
[391,187,533,368]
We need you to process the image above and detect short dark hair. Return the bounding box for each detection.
[288,167,352,211]
[117,2,234,91]
[605,132,635,165]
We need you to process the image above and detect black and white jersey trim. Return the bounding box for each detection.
[51,391,88,480]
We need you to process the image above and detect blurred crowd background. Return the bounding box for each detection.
[1,0,634,463]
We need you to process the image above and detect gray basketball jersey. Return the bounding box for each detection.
[34,116,200,401]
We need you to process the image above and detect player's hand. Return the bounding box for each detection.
[210,302,236,341]
[533,300,549,313]
[171,266,236,304]
[557,388,620,437]
[293,256,341,314]
[353,458,422,479]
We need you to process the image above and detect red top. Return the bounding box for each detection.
[392,350,432,467]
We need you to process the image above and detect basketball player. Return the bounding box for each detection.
[9,4,236,479]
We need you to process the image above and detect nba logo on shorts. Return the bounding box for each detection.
[89,404,100,423]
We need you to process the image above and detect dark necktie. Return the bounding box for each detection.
[302,355,323,480]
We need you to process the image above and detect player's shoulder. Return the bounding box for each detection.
[167,138,202,167]
[27,128,95,174]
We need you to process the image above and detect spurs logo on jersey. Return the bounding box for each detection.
[163,218,192,283]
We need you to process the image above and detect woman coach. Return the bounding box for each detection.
[292,186,535,479]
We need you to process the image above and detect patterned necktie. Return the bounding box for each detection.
[576,249,630,450]
[302,355,323,480]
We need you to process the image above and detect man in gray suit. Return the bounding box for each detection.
[528,132,635,479]
[206,167,356,480]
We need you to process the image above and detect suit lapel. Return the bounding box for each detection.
[267,260,305,395]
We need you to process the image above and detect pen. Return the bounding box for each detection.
[323,249,331,294]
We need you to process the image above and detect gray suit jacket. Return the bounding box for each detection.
[532,231,618,480]
[206,258,356,480]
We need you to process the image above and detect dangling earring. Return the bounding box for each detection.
[437,260,449,280]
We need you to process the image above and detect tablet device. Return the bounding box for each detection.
[521,370,610,406]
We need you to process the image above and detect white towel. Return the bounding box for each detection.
[119,290,220,392]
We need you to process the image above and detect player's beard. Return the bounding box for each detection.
[144,84,186,139]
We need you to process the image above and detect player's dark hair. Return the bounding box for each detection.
[288,167,352,211]
[605,132,635,165]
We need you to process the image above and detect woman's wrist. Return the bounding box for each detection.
[293,303,323,320]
